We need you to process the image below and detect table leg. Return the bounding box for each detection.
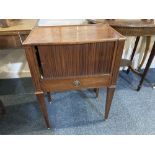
[47,92,52,104]
[35,91,51,128]
[105,86,115,119]
[94,88,99,97]
[137,42,155,91]
[138,36,151,70]
[0,99,6,115]
[127,36,140,74]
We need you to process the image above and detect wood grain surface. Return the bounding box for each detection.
[23,24,125,45]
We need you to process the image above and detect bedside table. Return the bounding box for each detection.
[23,24,125,128]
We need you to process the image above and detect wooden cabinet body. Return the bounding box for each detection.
[23,24,125,128]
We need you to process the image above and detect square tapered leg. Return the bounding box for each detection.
[105,86,115,119]
[47,92,52,103]
[94,88,99,97]
[36,92,51,128]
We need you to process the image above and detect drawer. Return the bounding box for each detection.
[40,75,111,92]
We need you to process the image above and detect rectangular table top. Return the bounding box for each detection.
[23,24,125,46]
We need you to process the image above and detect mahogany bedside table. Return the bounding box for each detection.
[23,24,125,128]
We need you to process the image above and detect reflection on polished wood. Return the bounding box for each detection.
[24,24,125,45]
[23,24,125,128]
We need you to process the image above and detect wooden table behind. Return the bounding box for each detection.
[0,19,37,49]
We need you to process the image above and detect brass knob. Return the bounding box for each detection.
[73,80,80,87]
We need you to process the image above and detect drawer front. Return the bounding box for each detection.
[40,75,111,91]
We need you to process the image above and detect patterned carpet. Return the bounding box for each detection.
[0,69,155,135]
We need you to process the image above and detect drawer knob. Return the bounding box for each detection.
[73,80,80,87]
